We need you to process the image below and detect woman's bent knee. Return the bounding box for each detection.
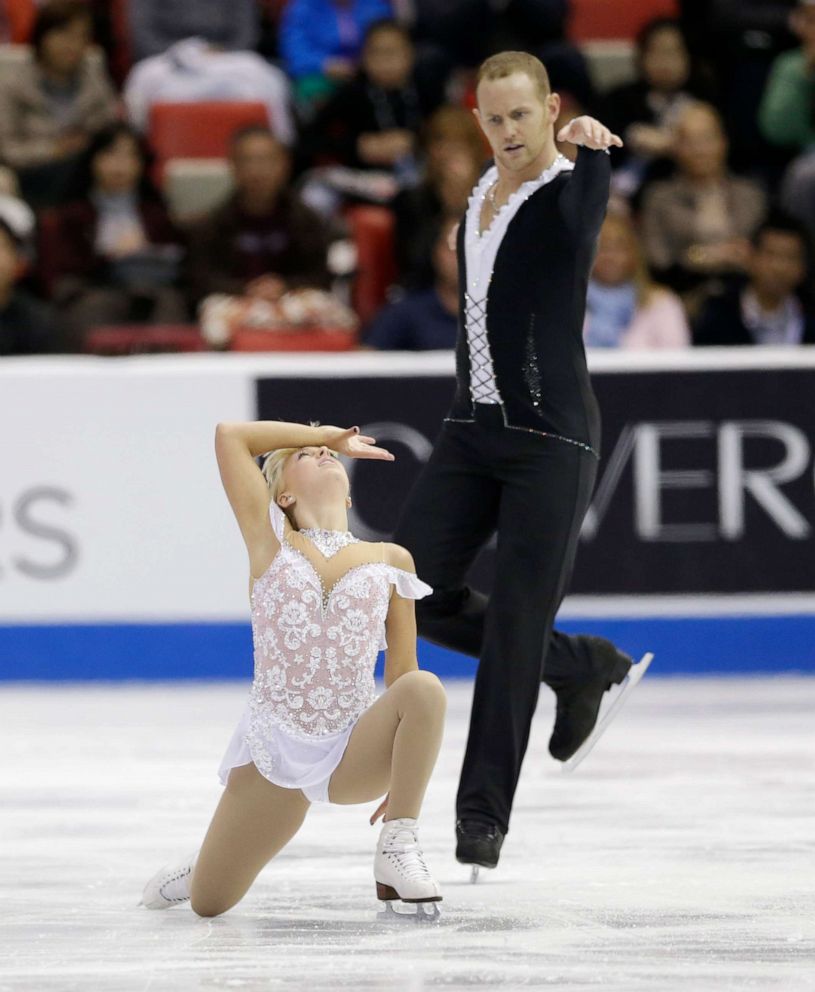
[395,670,447,710]
[190,896,229,918]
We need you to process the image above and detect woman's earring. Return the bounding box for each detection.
[346,496,352,508]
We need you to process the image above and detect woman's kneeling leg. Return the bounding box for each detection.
[190,763,310,917]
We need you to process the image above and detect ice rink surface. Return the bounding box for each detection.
[2,676,814,992]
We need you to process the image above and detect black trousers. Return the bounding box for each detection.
[393,406,608,834]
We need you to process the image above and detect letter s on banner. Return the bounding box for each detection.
[13,487,78,580]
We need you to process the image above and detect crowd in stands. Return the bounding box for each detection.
[1,0,815,356]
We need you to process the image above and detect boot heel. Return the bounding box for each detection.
[376,882,399,901]
[608,654,632,687]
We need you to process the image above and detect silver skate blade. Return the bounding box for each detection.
[561,652,653,774]
[376,900,441,923]
[470,865,480,884]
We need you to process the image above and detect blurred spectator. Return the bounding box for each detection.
[640,101,767,315]
[603,18,715,197]
[299,20,443,212]
[0,219,64,355]
[584,213,690,350]
[365,220,458,350]
[0,0,36,43]
[412,0,596,111]
[123,37,295,146]
[759,0,815,152]
[680,0,798,174]
[392,104,484,289]
[186,125,331,306]
[694,214,815,345]
[44,123,186,340]
[127,0,260,64]
[0,0,118,208]
[303,21,441,170]
[279,0,392,110]
[759,1,815,243]
[300,20,441,215]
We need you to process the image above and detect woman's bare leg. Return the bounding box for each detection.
[189,763,310,917]
[328,670,447,818]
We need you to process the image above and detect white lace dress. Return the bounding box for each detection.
[218,503,432,803]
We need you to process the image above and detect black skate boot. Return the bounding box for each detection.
[456,819,504,883]
[548,640,634,762]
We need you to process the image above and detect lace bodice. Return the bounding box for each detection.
[247,504,432,748]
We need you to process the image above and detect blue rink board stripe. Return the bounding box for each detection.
[1,615,814,680]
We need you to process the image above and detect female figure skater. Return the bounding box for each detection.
[141,420,446,918]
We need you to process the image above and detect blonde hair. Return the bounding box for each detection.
[476,51,551,102]
[261,446,300,528]
[260,422,340,531]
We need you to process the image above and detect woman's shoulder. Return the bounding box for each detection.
[380,543,416,573]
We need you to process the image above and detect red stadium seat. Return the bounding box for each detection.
[83,324,206,355]
[230,328,358,352]
[345,206,397,326]
[568,0,679,41]
[148,101,270,179]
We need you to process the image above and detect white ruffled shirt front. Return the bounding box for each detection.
[463,155,575,404]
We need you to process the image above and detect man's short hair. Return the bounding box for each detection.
[363,18,412,47]
[753,212,810,254]
[476,52,551,102]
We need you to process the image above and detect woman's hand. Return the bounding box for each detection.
[370,793,389,825]
[322,426,395,461]
[557,116,623,151]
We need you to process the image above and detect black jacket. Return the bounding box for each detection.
[694,284,815,345]
[447,147,610,454]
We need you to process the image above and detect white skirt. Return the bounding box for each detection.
[218,705,357,804]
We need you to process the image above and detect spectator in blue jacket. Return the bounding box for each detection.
[280,0,392,111]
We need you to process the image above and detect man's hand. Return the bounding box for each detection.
[557,116,623,151]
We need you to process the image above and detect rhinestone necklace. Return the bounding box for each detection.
[487,180,502,209]
[300,528,360,559]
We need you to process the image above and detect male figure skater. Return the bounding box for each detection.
[394,51,651,873]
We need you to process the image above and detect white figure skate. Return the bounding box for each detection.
[374,818,442,922]
[140,853,197,909]
[562,653,654,773]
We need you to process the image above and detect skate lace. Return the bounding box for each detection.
[158,865,192,904]
[383,830,431,881]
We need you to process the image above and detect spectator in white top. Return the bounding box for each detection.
[124,37,295,146]
[584,213,690,349]
[127,0,259,64]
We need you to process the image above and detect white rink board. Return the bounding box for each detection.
[0,362,253,622]
[4,350,815,627]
